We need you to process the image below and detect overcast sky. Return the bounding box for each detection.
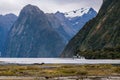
[0,0,103,16]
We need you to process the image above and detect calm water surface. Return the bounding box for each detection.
[0,58,120,64]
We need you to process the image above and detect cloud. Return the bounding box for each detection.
[0,0,103,15]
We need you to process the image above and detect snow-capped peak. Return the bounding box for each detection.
[64,8,94,18]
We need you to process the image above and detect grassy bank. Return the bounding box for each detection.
[0,64,119,77]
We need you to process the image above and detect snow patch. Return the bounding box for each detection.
[65,8,90,18]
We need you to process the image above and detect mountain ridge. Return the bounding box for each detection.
[3,4,65,57]
[64,7,96,18]
[61,0,120,59]
[1,4,98,57]
[0,13,17,53]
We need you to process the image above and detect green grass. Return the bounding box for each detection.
[0,64,119,77]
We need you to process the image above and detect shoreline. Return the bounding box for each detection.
[0,64,119,80]
[0,76,120,80]
[0,58,120,65]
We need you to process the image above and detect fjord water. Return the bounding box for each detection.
[0,58,120,64]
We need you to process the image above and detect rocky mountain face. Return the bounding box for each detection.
[1,5,97,57]
[0,14,17,53]
[65,8,97,32]
[3,5,65,57]
[51,8,97,43]
[61,0,120,59]
[46,12,75,43]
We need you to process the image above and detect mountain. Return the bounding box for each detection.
[65,8,95,17]
[0,14,17,30]
[53,8,97,41]
[0,14,17,53]
[46,8,97,43]
[46,12,75,43]
[55,11,75,40]
[61,0,120,59]
[3,4,65,57]
[65,8,97,32]
[1,5,98,57]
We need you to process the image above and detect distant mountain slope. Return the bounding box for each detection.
[64,8,93,17]
[1,5,98,58]
[46,8,97,43]
[3,5,65,57]
[65,8,97,32]
[46,12,74,43]
[0,14,17,53]
[54,8,97,40]
[61,0,120,59]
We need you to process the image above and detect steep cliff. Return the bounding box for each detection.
[0,14,17,53]
[4,5,65,57]
[61,0,120,59]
